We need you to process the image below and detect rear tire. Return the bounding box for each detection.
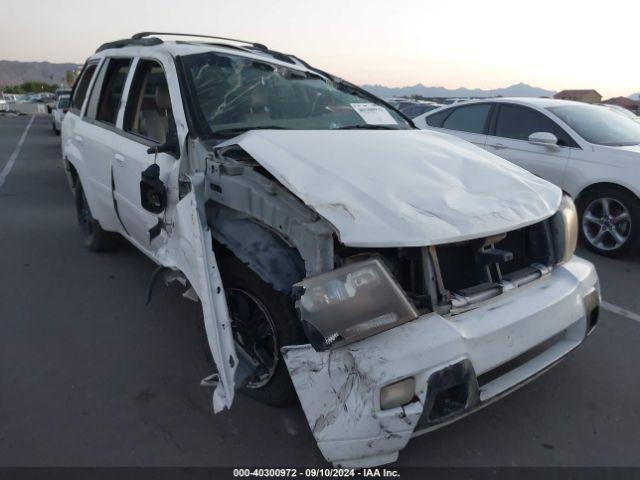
[201,255,305,406]
[577,186,640,257]
[74,183,119,252]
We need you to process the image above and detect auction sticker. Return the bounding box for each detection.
[350,103,397,125]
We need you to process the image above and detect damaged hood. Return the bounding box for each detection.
[231,129,561,247]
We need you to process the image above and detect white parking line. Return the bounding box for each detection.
[602,301,640,323]
[0,115,35,189]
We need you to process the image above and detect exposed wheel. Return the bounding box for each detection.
[74,183,119,252]
[578,186,640,257]
[201,255,305,406]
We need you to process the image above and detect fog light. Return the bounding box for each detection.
[380,377,415,410]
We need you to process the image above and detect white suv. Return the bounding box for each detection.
[415,98,640,257]
[62,33,599,467]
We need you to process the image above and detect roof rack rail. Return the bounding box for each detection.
[131,32,268,51]
[95,37,163,53]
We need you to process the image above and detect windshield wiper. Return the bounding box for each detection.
[336,124,398,130]
[211,126,289,137]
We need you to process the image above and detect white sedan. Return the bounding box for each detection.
[415,97,640,257]
[51,94,70,135]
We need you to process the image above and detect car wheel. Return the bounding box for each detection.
[201,255,306,406]
[74,183,119,252]
[578,187,640,257]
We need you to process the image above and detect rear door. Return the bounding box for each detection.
[77,57,133,233]
[486,103,573,187]
[425,103,492,148]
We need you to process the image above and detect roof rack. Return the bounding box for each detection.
[95,37,163,53]
[131,32,268,51]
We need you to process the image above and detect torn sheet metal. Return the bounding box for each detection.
[230,129,562,247]
[155,173,238,412]
[283,257,598,467]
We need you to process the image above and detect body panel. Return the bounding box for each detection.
[283,255,598,467]
[232,129,561,247]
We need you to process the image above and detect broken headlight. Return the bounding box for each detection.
[296,258,418,352]
[551,195,578,264]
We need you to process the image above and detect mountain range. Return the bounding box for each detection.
[361,82,557,99]
[0,60,637,102]
[0,60,81,87]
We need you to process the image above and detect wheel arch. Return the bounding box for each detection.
[207,204,306,296]
[574,182,640,209]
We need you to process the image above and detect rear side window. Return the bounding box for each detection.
[425,108,452,128]
[70,63,97,111]
[495,104,577,147]
[123,60,175,144]
[441,104,491,134]
[94,58,132,125]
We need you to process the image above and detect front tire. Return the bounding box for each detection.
[201,255,305,406]
[578,186,640,257]
[74,183,119,252]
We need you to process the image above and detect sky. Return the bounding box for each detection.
[1,0,638,98]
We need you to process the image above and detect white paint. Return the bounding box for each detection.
[233,129,561,247]
[416,97,640,217]
[601,301,640,323]
[284,256,598,467]
[0,115,34,189]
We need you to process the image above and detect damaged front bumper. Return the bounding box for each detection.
[282,255,599,467]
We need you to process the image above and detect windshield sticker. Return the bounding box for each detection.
[350,103,398,125]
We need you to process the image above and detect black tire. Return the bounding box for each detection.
[74,183,120,252]
[201,255,305,406]
[577,186,640,257]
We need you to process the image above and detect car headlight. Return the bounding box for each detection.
[295,258,418,352]
[551,195,578,264]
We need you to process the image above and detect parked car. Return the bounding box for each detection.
[55,87,72,100]
[51,94,70,134]
[599,103,640,123]
[62,33,599,467]
[415,97,640,257]
[400,101,443,118]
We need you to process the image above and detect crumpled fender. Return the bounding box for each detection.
[156,173,238,411]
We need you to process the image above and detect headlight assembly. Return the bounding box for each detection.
[296,258,418,352]
[551,195,578,264]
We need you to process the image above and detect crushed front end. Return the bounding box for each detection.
[283,208,599,467]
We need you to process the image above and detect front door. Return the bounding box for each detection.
[485,104,572,187]
[111,59,177,249]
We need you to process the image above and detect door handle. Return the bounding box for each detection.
[74,135,84,146]
[491,143,507,150]
[113,153,125,165]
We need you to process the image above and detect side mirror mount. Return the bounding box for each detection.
[146,124,180,158]
[140,163,167,214]
[529,131,559,149]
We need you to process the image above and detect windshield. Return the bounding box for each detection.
[548,104,640,146]
[181,52,410,138]
[604,105,637,120]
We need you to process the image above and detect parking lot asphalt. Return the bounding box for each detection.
[1,114,639,467]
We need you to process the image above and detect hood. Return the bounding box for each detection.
[230,129,561,247]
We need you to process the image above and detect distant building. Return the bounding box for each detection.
[603,96,640,115]
[554,89,602,104]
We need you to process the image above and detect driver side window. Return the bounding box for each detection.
[123,60,175,144]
